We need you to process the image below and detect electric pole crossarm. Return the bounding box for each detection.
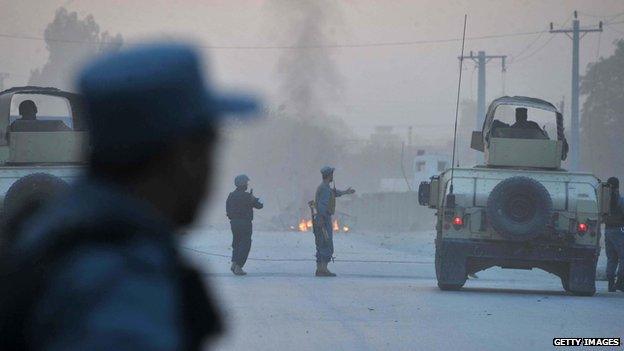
[550,28,603,33]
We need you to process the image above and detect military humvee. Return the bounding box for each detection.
[418,96,611,296]
[0,87,87,235]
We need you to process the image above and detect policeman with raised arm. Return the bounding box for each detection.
[313,166,355,277]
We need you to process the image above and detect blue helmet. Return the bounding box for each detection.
[234,174,250,187]
[320,166,335,177]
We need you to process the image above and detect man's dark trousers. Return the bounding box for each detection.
[231,219,253,267]
[605,228,624,282]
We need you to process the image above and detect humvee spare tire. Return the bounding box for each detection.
[486,176,552,241]
[3,173,68,230]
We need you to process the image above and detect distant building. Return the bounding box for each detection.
[411,151,451,190]
[378,150,451,192]
[370,125,402,149]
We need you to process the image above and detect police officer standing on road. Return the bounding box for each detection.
[227,174,263,275]
[605,177,624,292]
[313,166,355,277]
[0,43,259,350]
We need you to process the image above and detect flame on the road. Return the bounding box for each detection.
[298,219,313,232]
[297,218,349,233]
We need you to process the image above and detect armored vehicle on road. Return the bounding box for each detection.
[0,87,87,237]
[419,96,611,296]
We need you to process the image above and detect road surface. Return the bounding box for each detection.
[182,229,624,351]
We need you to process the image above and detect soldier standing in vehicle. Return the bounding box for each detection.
[313,166,355,277]
[226,174,263,276]
[605,177,624,292]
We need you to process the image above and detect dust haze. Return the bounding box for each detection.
[1,0,623,227]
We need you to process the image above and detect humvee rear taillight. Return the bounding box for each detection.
[578,223,588,234]
[453,216,464,228]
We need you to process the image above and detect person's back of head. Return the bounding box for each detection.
[234,174,249,191]
[18,100,37,120]
[321,166,334,182]
[515,107,528,123]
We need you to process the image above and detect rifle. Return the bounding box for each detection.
[308,200,329,242]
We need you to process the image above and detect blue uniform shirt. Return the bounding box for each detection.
[13,179,189,351]
[315,182,349,218]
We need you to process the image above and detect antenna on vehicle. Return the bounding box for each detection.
[449,14,467,195]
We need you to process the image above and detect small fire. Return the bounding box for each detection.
[298,219,313,232]
[296,218,350,233]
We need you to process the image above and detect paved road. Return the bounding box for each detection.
[182,229,624,351]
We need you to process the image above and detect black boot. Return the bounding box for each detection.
[616,278,624,292]
[233,264,247,276]
[324,262,337,277]
[315,262,336,277]
[608,278,616,292]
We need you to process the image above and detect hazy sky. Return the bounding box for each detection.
[1,0,623,142]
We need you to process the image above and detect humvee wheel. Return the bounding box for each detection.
[437,282,465,291]
[3,173,68,233]
[565,262,596,297]
[435,243,467,291]
[560,275,570,292]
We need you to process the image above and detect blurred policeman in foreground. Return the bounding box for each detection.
[0,43,257,350]
[313,166,355,277]
[226,174,263,275]
[605,177,624,292]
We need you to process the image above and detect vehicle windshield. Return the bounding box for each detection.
[10,93,73,129]
[490,104,558,140]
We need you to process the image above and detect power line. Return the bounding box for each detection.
[508,30,547,63]
[507,14,622,65]
[508,34,557,64]
[604,19,624,26]
[578,11,624,20]
[509,13,573,64]
[0,29,548,50]
[610,25,624,35]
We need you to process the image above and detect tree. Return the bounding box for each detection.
[580,40,624,178]
[29,7,123,90]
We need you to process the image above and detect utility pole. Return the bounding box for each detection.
[458,51,507,131]
[458,51,506,164]
[550,11,602,170]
